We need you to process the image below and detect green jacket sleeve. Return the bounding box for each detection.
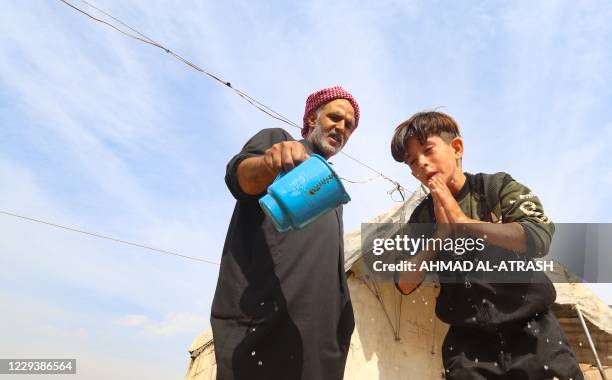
[498,180,555,258]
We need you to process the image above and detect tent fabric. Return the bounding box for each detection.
[187,329,217,380]
[187,188,612,379]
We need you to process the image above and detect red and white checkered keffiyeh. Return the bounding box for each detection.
[301,86,360,137]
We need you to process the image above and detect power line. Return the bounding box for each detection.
[58,0,408,199]
[58,0,300,128]
[0,210,220,265]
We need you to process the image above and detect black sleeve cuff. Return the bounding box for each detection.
[519,222,543,258]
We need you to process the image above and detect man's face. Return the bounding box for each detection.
[404,135,463,187]
[306,99,355,158]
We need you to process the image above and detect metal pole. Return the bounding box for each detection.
[576,306,608,380]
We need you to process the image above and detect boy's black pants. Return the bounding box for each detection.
[442,310,584,380]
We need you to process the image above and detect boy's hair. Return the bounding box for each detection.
[390,111,461,162]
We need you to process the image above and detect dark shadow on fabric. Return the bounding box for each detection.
[229,201,303,380]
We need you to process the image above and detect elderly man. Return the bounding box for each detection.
[210,86,360,380]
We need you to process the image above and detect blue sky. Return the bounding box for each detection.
[1,0,611,378]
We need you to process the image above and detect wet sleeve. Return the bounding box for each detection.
[225,128,294,201]
[498,180,555,258]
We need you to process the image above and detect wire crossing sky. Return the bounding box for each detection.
[0,210,219,265]
[59,0,409,199]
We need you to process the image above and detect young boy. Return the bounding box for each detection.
[391,111,583,380]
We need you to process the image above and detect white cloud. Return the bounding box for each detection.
[115,312,208,337]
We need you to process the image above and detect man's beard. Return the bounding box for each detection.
[307,121,345,158]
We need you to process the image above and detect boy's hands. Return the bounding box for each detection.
[428,175,472,225]
[396,176,473,295]
[426,175,529,254]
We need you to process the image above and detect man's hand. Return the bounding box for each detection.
[263,141,310,175]
[237,141,310,196]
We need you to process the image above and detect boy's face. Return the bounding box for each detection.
[404,135,464,187]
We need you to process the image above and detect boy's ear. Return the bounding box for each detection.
[451,137,464,159]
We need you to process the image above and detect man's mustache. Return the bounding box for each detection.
[327,132,344,145]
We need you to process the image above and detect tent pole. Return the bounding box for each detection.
[576,306,608,380]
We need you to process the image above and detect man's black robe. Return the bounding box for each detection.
[211,128,354,380]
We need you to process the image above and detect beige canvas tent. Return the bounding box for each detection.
[187,188,612,379]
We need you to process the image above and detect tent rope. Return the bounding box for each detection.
[363,277,401,340]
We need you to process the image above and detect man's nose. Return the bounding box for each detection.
[334,120,346,132]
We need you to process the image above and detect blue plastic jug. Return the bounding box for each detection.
[259,154,351,232]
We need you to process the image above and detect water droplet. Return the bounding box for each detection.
[449,346,454,351]
[482,299,486,304]
[527,323,531,329]
[546,338,550,343]
[472,317,476,321]
[257,360,263,366]
[579,342,583,347]
[544,365,549,370]
[474,358,479,364]
[558,340,562,345]
[251,351,256,356]
[412,300,416,304]
[251,327,256,332]
[483,234,488,239]
[493,362,498,367]
[260,302,265,306]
